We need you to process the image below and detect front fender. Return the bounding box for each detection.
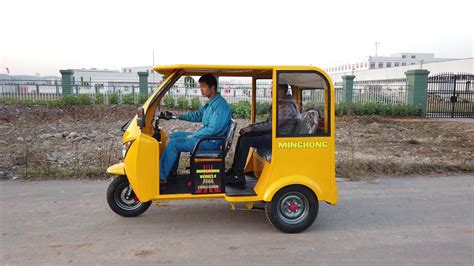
[106,163,125,176]
[263,175,323,203]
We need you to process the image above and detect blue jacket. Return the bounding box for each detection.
[178,93,232,139]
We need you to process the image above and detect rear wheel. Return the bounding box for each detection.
[107,175,151,217]
[265,185,318,233]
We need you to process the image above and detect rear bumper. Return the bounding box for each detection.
[106,163,125,176]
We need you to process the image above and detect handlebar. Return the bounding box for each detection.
[159,111,177,120]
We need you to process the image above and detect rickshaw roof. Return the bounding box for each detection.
[153,64,321,79]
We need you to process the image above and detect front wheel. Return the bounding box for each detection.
[265,185,318,233]
[107,175,151,217]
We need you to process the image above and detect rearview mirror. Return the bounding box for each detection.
[136,107,145,128]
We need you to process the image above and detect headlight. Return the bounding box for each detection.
[122,141,134,159]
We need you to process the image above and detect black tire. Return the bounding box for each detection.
[265,185,318,233]
[106,175,151,217]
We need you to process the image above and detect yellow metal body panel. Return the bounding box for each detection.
[108,64,337,206]
[106,163,125,176]
[123,133,159,202]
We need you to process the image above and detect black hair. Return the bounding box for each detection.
[278,83,289,95]
[199,74,218,90]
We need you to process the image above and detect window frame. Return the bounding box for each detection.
[275,70,331,138]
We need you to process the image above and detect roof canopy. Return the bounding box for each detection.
[153,64,279,79]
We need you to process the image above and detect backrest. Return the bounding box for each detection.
[295,110,320,135]
[224,119,237,154]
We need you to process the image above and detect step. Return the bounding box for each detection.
[225,173,258,196]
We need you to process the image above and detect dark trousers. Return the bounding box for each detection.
[232,133,272,174]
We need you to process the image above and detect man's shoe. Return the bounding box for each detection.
[160,180,167,191]
[167,173,178,184]
[224,168,235,178]
[226,174,246,189]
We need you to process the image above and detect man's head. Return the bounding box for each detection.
[277,83,289,99]
[199,74,218,98]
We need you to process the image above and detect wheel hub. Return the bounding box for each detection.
[115,184,142,211]
[277,192,309,225]
[289,203,298,212]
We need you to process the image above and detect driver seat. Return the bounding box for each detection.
[191,119,237,159]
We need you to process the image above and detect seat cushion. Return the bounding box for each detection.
[257,148,272,162]
[194,150,223,158]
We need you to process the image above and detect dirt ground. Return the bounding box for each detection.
[0,104,473,180]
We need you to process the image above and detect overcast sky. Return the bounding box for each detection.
[1,0,472,76]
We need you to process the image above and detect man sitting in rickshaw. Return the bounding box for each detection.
[159,74,232,188]
[226,83,298,188]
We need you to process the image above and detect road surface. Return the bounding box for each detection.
[1,175,473,265]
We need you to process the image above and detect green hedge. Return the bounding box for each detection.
[191,97,201,110]
[123,94,135,105]
[177,96,189,109]
[230,101,251,119]
[336,102,422,116]
[256,101,271,115]
[0,97,423,117]
[138,94,147,104]
[108,93,119,105]
[163,95,175,108]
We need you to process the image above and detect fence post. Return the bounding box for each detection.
[60,69,74,96]
[138,71,149,97]
[405,69,430,116]
[342,75,355,103]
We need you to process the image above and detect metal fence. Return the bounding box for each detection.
[0,78,349,105]
[352,78,407,104]
[334,82,344,103]
[165,80,273,105]
[427,73,473,118]
[1,78,405,106]
[0,80,161,104]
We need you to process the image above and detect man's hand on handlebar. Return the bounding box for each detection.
[159,111,177,120]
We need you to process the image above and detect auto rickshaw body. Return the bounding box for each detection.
[106,65,338,233]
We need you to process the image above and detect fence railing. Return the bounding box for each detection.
[165,80,273,105]
[0,80,161,104]
[1,78,406,106]
[427,73,473,118]
[352,78,407,104]
[334,82,344,103]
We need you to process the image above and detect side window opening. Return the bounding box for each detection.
[277,71,330,137]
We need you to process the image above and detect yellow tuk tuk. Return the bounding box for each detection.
[106,65,338,233]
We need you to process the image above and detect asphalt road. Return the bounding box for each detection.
[1,175,473,265]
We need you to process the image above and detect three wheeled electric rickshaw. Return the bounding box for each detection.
[106,65,338,233]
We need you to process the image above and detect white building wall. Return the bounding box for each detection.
[324,53,456,76]
[330,58,474,82]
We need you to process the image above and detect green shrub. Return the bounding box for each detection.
[95,94,105,104]
[190,97,202,110]
[0,98,14,105]
[256,101,271,115]
[123,94,135,105]
[38,99,62,106]
[77,94,92,105]
[163,95,175,108]
[108,93,119,105]
[177,96,189,109]
[231,101,251,119]
[62,95,79,106]
[335,102,423,116]
[138,93,147,104]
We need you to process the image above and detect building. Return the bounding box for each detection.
[329,58,473,82]
[323,53,456,76]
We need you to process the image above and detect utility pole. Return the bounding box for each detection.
[375,42,380,57]
[152,50,155,83]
